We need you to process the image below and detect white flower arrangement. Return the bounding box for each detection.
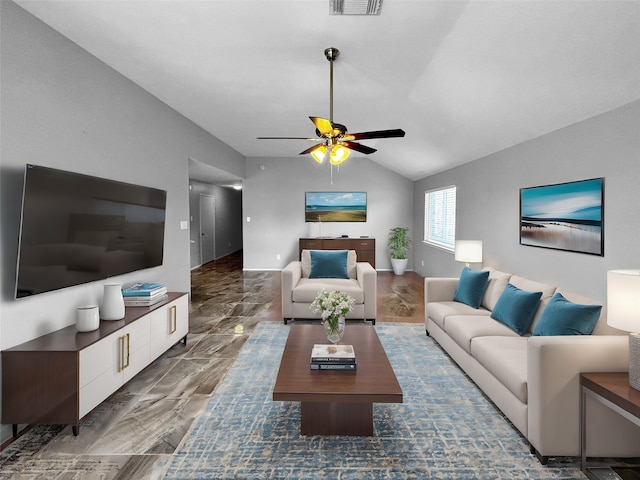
[310,289,356,332]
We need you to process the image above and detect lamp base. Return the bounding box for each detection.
[629,333,640,391]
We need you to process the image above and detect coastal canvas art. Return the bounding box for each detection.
[305,192,367,222]
[520,178,604,256]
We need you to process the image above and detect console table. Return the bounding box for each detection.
[299,237,376,268]
[1,292,188,436]
[580,372,640,473]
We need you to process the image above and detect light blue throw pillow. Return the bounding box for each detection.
[533,293,602,336]
[453,267,490,308]
[491,283,542,335]
[309,250,349,279]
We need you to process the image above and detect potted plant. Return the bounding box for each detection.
[388,227,411,275]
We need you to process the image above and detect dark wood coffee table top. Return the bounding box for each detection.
[273,324,403,404]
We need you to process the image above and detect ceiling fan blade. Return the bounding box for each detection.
[342,141,377,155]
[345,129,406,141]
[309,117,334,136]
[298,143,326,156]
[257,136,321,141]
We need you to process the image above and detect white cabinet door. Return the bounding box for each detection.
[79,315,151,417]
[122,314,151,383]
[79,330,124,418]
[150,295,189,360]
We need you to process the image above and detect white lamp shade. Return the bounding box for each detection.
[454,240,483,264]
[607,269,640,332]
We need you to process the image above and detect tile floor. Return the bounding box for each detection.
[0,251,424,479]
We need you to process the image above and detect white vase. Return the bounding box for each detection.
[76,305,100,332]
[100,283,125,320]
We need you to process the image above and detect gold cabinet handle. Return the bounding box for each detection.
[169,305,177,334]
[118,335,125,372]
[119,333,130,371]
[124,333,130,370]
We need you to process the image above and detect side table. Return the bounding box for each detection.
[580,372,640,474]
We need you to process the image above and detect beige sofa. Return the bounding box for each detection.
[425,267,640,463]
[281,249,376,324]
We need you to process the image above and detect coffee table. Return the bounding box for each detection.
[272,324,403,436]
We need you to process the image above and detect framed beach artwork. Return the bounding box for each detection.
[520,178,604,256]
[305,192,367,222]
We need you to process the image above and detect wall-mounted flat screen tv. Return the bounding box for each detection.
[15,164,167,298]
[305,192,367,222]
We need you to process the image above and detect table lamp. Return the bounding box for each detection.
[454,240,483,268]
[607,269,640,391]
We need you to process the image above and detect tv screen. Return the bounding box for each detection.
[15,164,167,298]
[305,192,367,222]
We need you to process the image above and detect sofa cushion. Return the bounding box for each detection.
[292,278,364,304]
[309,250,349,279]
[453,267,490,308]
[491,283,543,335]
[481,268,512,311]
[301,249,357,279]
[426,301,491,331]
[533,292,602,336]
[509,275,556,333]
[471,336,529,403]
[446,315,520,354]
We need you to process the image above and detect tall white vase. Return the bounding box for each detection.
[100,283,125,320]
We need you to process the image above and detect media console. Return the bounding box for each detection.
[299,237,375,268]
[1,292,188,436]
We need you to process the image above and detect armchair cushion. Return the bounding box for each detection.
[301,249,357,279]
[292,278,364,303]
[309,249,349,279]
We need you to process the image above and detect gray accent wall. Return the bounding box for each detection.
[413,101,640,301]
[242,156,414,270]
[0,1,245,443]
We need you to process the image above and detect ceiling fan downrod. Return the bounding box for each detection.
[324,47,339,124]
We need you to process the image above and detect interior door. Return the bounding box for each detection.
[199,194,216,265]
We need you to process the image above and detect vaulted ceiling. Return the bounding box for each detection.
[15,0,640,181]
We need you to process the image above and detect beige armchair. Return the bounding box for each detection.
[281,249,376,324]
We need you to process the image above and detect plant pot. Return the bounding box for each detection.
[391,258,408,275]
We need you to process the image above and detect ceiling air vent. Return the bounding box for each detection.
[330,0,383,16]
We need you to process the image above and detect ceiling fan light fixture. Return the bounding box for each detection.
[311,145,327,163]
[329,145,350,165]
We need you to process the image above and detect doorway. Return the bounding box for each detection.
[199,194,216,265]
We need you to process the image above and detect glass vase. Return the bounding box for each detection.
[324,316,345,344]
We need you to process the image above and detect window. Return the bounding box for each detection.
[424,186,456,251]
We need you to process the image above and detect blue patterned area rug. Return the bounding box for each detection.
[165,322,583,479]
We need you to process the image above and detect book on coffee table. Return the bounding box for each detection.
[311,344,356,363]
[310,362,356,371]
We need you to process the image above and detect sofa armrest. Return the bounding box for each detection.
[527,335,634,457]
[356,262,377,319]
[281,261,302,318]
[424,277,458,304]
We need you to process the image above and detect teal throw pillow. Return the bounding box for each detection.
[533,293,602,336]
[453,267,490,308]
[309,250,349,279]
[490,283,542,335]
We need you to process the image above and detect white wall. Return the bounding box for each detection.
[0,1,245,443]
[413,101,640,301]
[242,156,414,270]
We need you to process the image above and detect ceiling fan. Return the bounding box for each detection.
[257,47,405,165]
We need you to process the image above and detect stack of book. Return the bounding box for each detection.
[310,344,356,371]
[122,282,167,307]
